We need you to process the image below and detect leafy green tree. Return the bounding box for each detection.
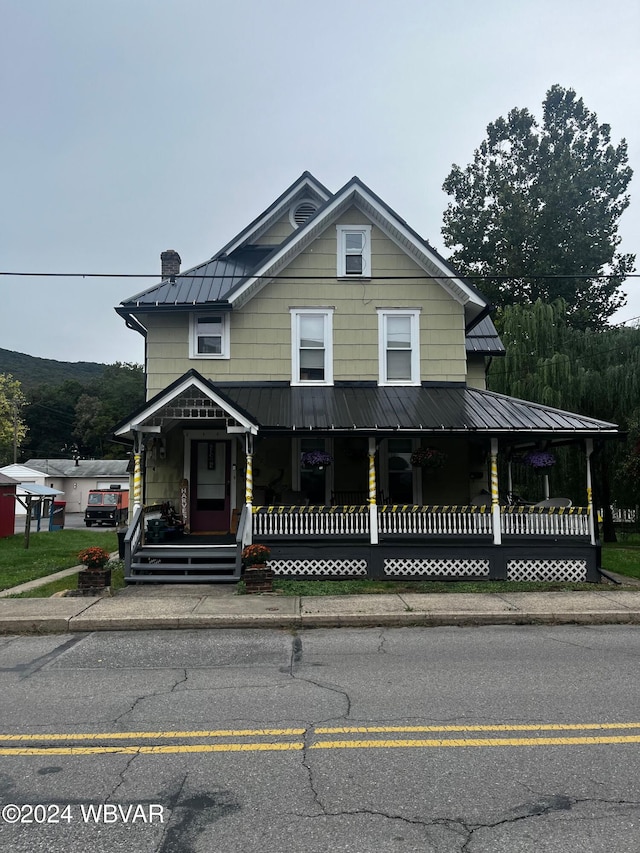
[489,300,640,539]
[73,363,144,459]
[20,363,143,462]
[22,380,86,459]
[0,373,27,465]
[442,85,634,330]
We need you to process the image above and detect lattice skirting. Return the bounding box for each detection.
[507,559,587,582]
[271,559,368,577]
[384,558,491,577]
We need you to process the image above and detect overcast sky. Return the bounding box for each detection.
[2,0,639,365]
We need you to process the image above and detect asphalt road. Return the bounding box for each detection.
[0,625,639,852]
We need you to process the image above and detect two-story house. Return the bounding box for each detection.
[114,172,617,584]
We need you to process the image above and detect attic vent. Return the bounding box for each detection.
[291,201,318,227]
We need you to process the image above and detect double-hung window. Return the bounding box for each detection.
[377,309,421,385]
[337,225,371,277]
[290,309,333,385]
[190,314,230,359]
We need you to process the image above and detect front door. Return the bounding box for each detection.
[190,440,231,532]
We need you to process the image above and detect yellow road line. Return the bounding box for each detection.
[0,743,304,756]
[2,735,640,756]
[0,728,305,742]
[2,724,640,757]
[310,735,640,750]
[3,722,639,744]
[316,722,640,734]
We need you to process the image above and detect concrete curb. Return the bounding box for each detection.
[2,608,640,635]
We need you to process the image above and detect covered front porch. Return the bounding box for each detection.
[114,371,616,584]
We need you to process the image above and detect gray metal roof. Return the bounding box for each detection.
[17,484,64,497]
[215,383,617,436]
[117,173,489,325]
[25,459,130,478]
[465,316,505,355]
[119,250,273,309]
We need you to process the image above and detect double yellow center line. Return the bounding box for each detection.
[2,722,640,756]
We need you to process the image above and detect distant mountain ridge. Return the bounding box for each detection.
[0,348,106,390]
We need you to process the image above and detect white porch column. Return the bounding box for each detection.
[490,437,502,545]
[368,436,378,545]
[585,438,596,545]
[243,433,254,546]
[132,431,143,515]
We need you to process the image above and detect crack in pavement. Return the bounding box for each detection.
[107,750,139,802]
[113,669,195,723]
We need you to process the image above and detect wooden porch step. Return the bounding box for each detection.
[128,543,241,583]
[127,573,240,583]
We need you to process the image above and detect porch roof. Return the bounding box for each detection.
[218,383,618,437]
[115,370,618,440]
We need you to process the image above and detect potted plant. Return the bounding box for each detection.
[301,450,333,470]
[77,546,112,592]
[241,543,273,593]
[410,447,447,469]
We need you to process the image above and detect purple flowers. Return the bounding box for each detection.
[301,450,333,468]
[410,447,447,469]
[523,451,556,469]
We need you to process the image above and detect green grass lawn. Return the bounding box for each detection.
[0,530,118,592]
[8,562,126,598]
[600,542,640,580]
[2,530,639,597]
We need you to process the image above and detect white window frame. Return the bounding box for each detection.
[377,309,421,386]
[336,224,372,278]
[290,308,334,386]
[189,313,230,359]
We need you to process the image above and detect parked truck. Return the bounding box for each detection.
[84,487,129,527]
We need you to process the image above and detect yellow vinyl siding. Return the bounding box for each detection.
[142,206,468,394]
[466,357,488,390]
[253,212,295,245]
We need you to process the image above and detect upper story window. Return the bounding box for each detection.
[377,309,421,385]
[189,313,230,359]
[336,224,371,278]
[290,308,334,386]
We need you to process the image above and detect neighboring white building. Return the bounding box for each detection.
[23,459,130,514]
[0,464,47,516]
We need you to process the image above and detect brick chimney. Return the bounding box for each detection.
[161,249,181,280]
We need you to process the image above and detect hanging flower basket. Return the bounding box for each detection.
[77,547,111,570]
[410,447,447,469]
[241,543,272,567]
[301,450,333,469]
[522,451,556,470]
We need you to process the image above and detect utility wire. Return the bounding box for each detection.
[0,271,639,281]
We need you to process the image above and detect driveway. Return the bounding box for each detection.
[13,512,114,534]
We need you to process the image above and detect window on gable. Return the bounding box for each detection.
[190,314,230,359]
[290,309,334,385]
[337,225,371,277]
[378,310,420,385]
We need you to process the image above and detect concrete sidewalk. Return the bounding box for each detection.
[2,580,640,633]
